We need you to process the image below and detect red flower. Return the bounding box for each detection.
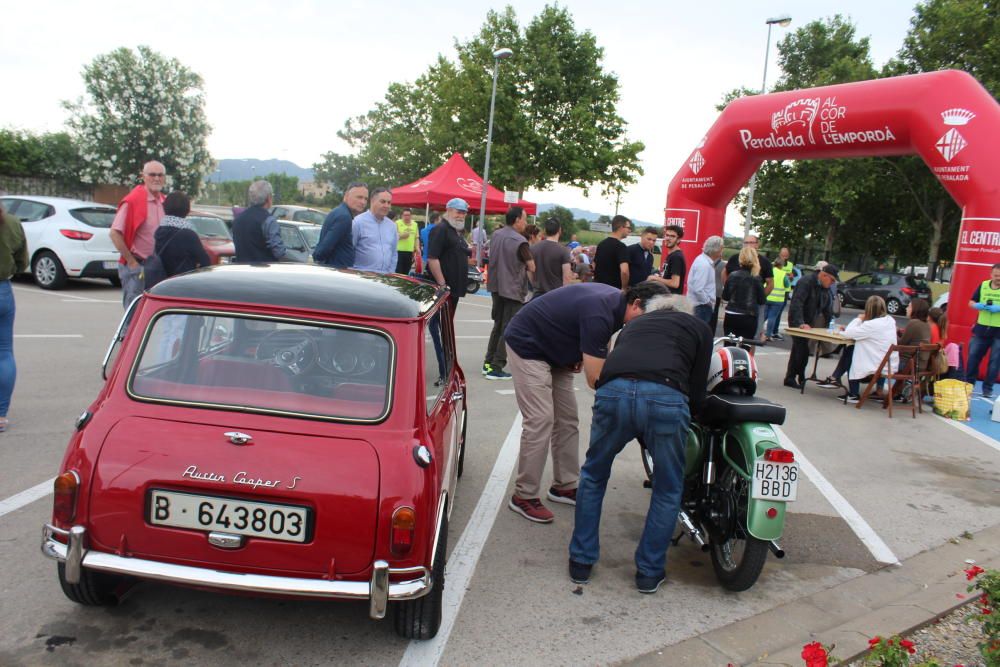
[983,607,993,615]
[801,641,828,667]
[868,637,882,647]
[964,565,985,580]
[899,639,916,655]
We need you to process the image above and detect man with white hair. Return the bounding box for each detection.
[232,180,287,263]
[109,160,167,307]
[687,235,724,324]
[568,292,712,593]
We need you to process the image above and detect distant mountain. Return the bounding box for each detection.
[535,203,658,228]
[212,159,314,182]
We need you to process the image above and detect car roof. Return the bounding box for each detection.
[278,219,320,228]
[148,264,445,319]
[1,195,114,210]
[188,210,225,220]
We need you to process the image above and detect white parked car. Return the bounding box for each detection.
[270,205,327,225]
[0,196,121,289]
[933,291,949,312]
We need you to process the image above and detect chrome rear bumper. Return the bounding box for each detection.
[42,524,429,619]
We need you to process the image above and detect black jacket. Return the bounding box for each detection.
[788,272,832,327]
[722,269,765,316]
[232,205,273,263]
[154,227,211,278]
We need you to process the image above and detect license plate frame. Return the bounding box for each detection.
[103,260,119,270]
[147,488,312,543]
[751,460,799,502]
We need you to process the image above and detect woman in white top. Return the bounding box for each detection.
[840,295,898,401]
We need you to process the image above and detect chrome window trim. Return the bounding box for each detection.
[125,307,397,424]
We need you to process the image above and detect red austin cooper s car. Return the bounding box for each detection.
[41,264,467,639]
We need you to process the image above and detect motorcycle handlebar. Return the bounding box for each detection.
[713,335,759,346]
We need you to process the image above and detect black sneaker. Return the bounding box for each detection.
[569,559,592,584]
[783,378,803,390]
[636,571,665,594]
[772,333,785,341]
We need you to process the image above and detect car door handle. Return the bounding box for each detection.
[451,391,464,401]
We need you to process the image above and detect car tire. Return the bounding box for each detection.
[393,513,447,639]
[57,563,127,606]
[886,298,902,315]
[108,276,122,287]
[33,251,68,290]
[466,280,480,294]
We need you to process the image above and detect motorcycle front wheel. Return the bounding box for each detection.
[709,466,769,591]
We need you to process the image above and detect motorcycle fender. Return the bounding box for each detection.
[726,422,787,542]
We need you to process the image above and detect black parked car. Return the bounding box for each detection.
[837,272,932,315]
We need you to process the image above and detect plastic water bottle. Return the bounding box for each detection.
[827,319,836,334]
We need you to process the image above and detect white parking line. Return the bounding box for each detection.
[15,334,84,339]
[774,426,900,565]
[399,413,523,667]
[0,478,54,519]
[494,389,515,395]
[12,286,112,303]
[935,415,1000,455]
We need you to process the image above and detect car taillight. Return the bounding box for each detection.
[391,507,416,556]
[901,287,915,296]
[60,229,93,241]
[53,471,80,523]
[764,448,794,463]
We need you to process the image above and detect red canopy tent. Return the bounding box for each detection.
[390,153,537,214]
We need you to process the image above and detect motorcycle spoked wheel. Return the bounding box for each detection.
[708,466,769,592]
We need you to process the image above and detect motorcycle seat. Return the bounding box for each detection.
[697,394,786,427]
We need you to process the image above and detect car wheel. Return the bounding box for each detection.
[33,251,68,290]
[394,513,447,639]
[457,409,467,479]
[886,298,902,315]
[108,276,122,287]
[466,280,480,294]
[57,563,128,606]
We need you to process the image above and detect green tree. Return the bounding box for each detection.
[881,0,999,279]
[0,129,86,183]
[263,172,300,205]
[329,5,643,198]
[64,46,213,194]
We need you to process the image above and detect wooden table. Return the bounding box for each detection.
[784,327,855,394]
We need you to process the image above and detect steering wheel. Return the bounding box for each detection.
[255,331,318,375]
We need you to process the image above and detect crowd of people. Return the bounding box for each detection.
[37,158,981,593]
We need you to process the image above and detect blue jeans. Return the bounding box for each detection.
[693,303,713,325]
[965,332,1000,394]
[570,378,690,577]
[764,300,786,337]
[0,281,15,416]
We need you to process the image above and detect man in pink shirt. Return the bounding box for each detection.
[109,161,166,307]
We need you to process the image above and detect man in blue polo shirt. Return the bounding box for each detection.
[503,280,670,523]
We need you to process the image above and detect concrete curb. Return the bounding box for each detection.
[623,524,1000,667]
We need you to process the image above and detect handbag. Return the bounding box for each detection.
[141,229,183,289]
[931,349,949,376]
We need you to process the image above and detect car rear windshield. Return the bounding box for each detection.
[906,276,930,291]
[70,207,116,228]
[188,216,232,239]
[129,312,394,422]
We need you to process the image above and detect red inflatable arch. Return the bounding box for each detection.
[665,69,1000,354]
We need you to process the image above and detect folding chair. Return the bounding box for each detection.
[856,344,919,418]
[914,342,942,410]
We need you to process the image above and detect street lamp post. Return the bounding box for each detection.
[743,14,792,238]
[476,47,513,267]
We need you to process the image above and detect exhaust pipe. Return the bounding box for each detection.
[677,511,708,550]
[768,540,785,559]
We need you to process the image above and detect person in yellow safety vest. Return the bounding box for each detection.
[764,258,793,341]
[964,262,1000,398]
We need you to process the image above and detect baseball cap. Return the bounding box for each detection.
[446,198,469,212]
[821,263,840,280]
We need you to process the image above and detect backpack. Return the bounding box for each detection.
[141,229,183,290]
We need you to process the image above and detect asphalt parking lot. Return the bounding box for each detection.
[0,280,997,666]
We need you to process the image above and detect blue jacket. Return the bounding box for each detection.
[313,202,355,268]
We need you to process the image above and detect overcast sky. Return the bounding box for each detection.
[2,1,917,231]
